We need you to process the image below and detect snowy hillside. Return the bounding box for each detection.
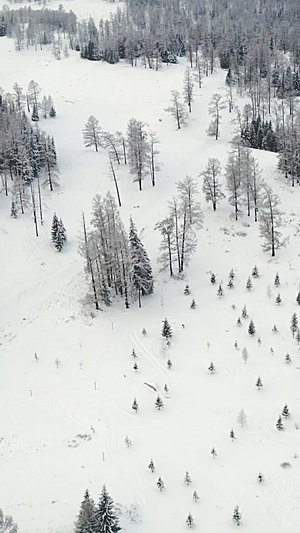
[0,1,300,533]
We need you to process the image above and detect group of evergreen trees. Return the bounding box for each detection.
[75,487,120,533]
[80,193,153,309]
[241,115,278,152]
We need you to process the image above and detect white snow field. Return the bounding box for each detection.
[0,1,300,532]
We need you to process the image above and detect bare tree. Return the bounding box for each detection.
[147,130,160,187]
[82,116,102,152]
[126,118,149,191]
[201,158,224,211]
[165,90,188,130]
[183,67,194,112]
[207,93,226,140]
[259,185,286,257]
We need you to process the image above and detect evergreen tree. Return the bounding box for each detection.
[208,362,215,373]
[132,398,138,413]
[166,358,172,369]
[276,415,284,430]
[228,279,234,289]
[272,324,278,333]
[241,305,248,318]
[129,217,154,307]
[236,317,242,327]
[211,447,217,458]
[94,485,121,533]
[275,293,282,305]
[133,362,138,372]
[31,103,39,122]
[155,395,164,410]
[230,429,236,441]
[252,265,259,278]
[210,272,216,284]
[190,299,196,309]
[248,319,256,336]
[52,216,67,252]
[193,491,199,502]
[0,508,18,533]
[291,312,298,337]
[10,200,18,218]
[246,276,253,291]
[186,513,195,528]
[184,284,191,295]
[217,284,223,297]
[256,376,263,390]
[49,105,56,117]
[257,472,264,483]
[161,318,173,340]
[229,268,235,280]
[282,404,290,418]
[296,291,300,306]
[285,353,292,364]
[232,505,242,526]
[131,349,137,358]
[75,489,96,533]
[274,273,280,287]
[156,477,165,491]
[51,213,59,243]
[184,471,192,485]
[148,459,155,472]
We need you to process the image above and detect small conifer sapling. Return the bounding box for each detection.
[256,376,263,390]
[246,276,253,290]
[184,471,192,485]
[190,299,197,309]
[132,398,139,413]
[193,491,199,502]
[232,505,242,526]
[282,404,290,418]
[274,273,280,287]
[167,358,172,369]
[186,513,195,528]
[133,361,138,371]
[184,284,191,295]
[208,361,215,373]
[155,395,164,410]
[211,447,217,458]
[285,353,291,364]
[217,284,224,297]
[275,293,282,305]
[230,429,236,441]
[252,265,259,278]
[276,415,284,430]
[241,305,248,318]
[157,477,164,491]
[257,472,264,483]
[248,319,256,336]
[210,272,217,284]
[148,459,155,472]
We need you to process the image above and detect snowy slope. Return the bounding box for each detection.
[0,2,300,532]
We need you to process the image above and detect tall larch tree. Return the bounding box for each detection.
[83,116,102,152]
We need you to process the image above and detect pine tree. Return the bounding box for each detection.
[193,491,199,502]
[124,435,132,447]
[256,376,263,390]
[164,383,169,394]
[296,291,300,306]
[156,477,165,491]
[162,318,173,340]
[241,305,248,318]
[94,485,121,533]
[232,505,242,526]
[285,353,292,364]
[229,268,235,280]
[10,200,18,218]
[49,105,56,117]
[228,279,234,289]
[51,213,59,243]
[132,398,138,413]
[257,472,264,483]
[148,459,155,472]
[211,447,217,458]
[236,317,242,327]
[210,272,216,284]
[276,415,284,430]
[131,349,137,358]
[155,395,164,410]
[217,284,223,297]
[272,324,278,333]
[246,276,253,291]
[291,313,298,338]
[274,273,280,287]
[296,329,300,345]
[184,284,191,295]
[133,362,138,372]
[167,358,172,369]
[248,319,256,336]
[186,513,195,528]
[75,489,96,533]
[184,471,192,485]
[142,328,147,336]
[190,299,196,309]
[208,362,215,373]
[31,103,39,122]
[252,265,259,278]
[282,404,290,418]
[54,218,67,251]
[230,429,236,441]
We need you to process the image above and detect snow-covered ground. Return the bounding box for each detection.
[0,1,300,532]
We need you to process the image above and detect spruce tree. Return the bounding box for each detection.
[166,358,172,369]
[210,272,216,284]
[148,459,155,472]
[290,313,298,338]
[51,213,59,243]
[49,105,56,117]
[282,404,290,418]
[246,276,253,291]
[256,376,263,390]
[296,292,300,306]
[184,471,192,485]
[94,485,121,533]
[241,305,248,318]
[132,398,138,413]
[75,489,96,533]
[190,299,197,309]
[257,472,264,483]
[217,284,223,297]
[276,415,284,430]
[248,319,256,336]
[129,217,154,307]
[184,284,191,295]
[157,477,165,491]
[186,513,195,528]
[162,318,173,340]
[275,293,282,305]
[285,353,292,364]
[230,429,236,441]
[31,103,39,121]
[232,505,242,526]
[252,265,259,278]
[208,362,215,373]
[54,218,67,251]
[193,491,199,502]
[155,395,164,410]
[274,272,280,287]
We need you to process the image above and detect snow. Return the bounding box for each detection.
[0,1,300,532]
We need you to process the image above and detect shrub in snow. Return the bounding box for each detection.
[285,353,291,364]
[210,272,217,284]
[190,299,197,309]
